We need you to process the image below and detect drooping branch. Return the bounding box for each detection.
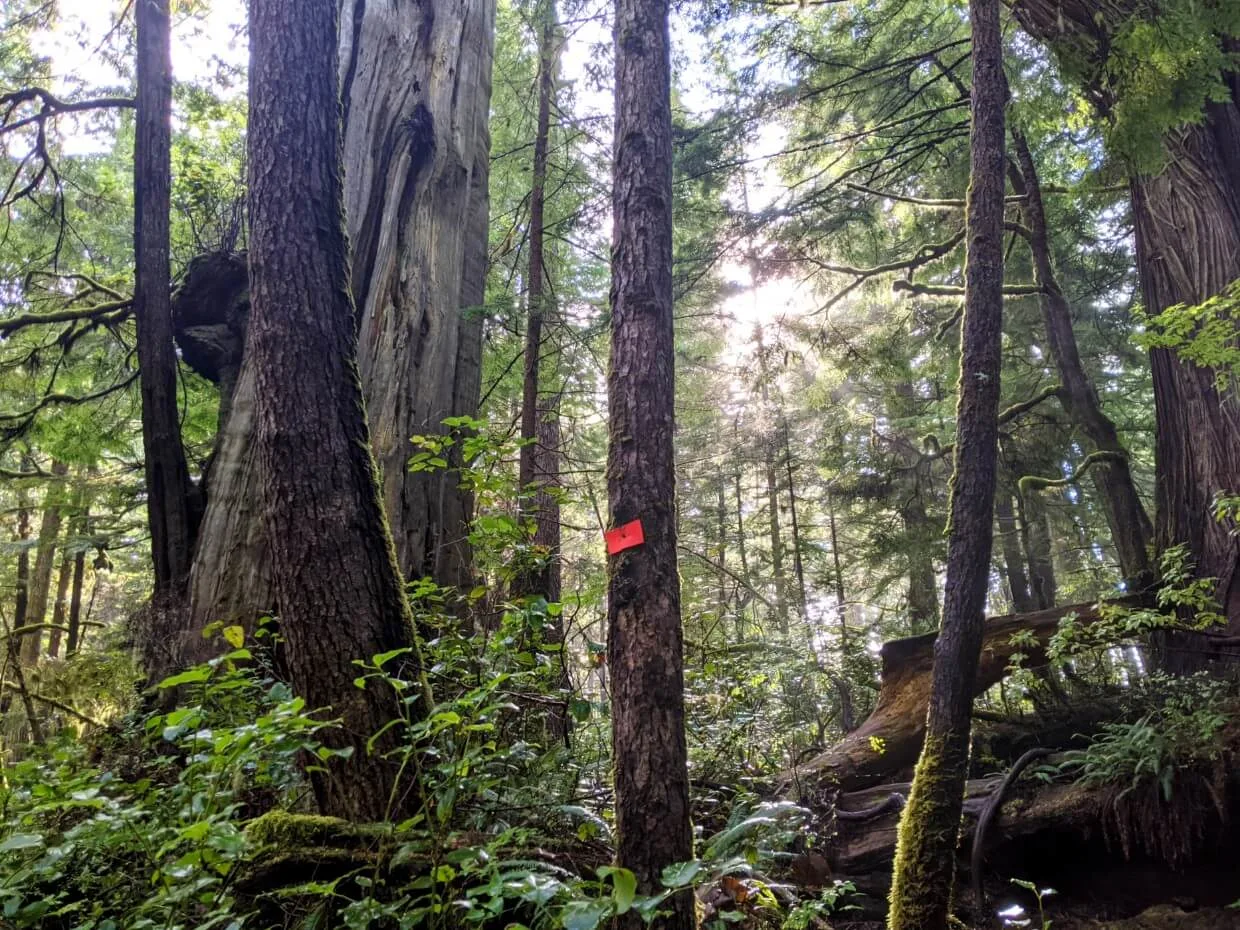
[893,278,1043,297]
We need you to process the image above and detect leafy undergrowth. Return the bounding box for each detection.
[0,623,858,930]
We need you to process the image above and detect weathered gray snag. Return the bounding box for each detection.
[178,0,496,667]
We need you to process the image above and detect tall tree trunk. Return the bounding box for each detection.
[827,491,856,732]
[47,546,72,660]
[66,511,87,657]
[996,491,1035,613]
[516,0,558,602]
[21,463,67,665]
[887,0,1005,923]
[135,0,197,597]
[1011,0,1240,667]
[607,0,693,922]
[178,0,495,675]
[1019,487,1057,610]
[891,382,939,633]
[12,487,30,663]
[247,0,426,822]
[1008,127,1153,586]
[783,419,810,618]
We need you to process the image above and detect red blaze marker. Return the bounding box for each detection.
[605,518,645,555]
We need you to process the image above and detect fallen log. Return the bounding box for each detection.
[828,773,1097,873]
[781,596,1146,796]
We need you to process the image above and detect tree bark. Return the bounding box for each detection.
[887,0,1005,923]
[1008,127,1153,586]
[246,0,425,822]
[12,487,30,664]
[516,0,559,604]
[135,0,197,598]
[996,491,1035,613]
[1010,0,1240,667]
[66,511,87,657]
[20,462,67,665]
[179,0,495,670]
[607,0,694,923]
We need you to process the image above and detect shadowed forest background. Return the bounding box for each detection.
[1,0,1240,928]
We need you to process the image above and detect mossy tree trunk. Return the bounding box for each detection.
[607,0,694,924]
[246,0,425,823]
[887,0,1005,924]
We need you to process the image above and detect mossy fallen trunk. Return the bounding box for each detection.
[781,598,1138,797]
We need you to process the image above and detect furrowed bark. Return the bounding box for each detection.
[887,0,1006,923]
[180,0,496,667]
[607,0,694,923]
[246,0,424,822]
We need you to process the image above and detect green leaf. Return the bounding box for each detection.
[0,834,43,852]
[561,899,611,930]
[660,860,703,888]
[157,667,212,689]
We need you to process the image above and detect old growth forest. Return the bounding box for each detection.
[1,0,1240,927]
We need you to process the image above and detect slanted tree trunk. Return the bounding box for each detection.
[246,0,426,822]
[887,0,1005,923]
[135,0,197,598]
[607,0,694,922]
[179,0,495,674]
[783,419,810,619]
[1008,127,1153,586]
[1011,0,1240,668]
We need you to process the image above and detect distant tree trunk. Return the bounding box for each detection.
[1019,488,1057,610]
[1011,0,1240,667]
[177,0,495,676]
[783,420,810,618]
[135,0,197,598]
[715,479,729,625]
[1008,127,1153,586]
[887,0,1005,923]
[516,0,558,602]
[733,423,751,642]
[21,462,68,665]
[996,491,1035,613]
[47,548,72,659]
[891,382,939,633]
[66,512,87,656]
[827,490,856,732]
[246,0,426,822]
[607,0,694,922]
[12,487,31,662]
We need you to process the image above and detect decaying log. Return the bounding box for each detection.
[782,597,1145,796]
[828,774,1098,873]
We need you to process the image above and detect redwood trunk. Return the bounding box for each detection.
[246,0,424,822]
[135,0,197,598]
[888,0,1005,923]
[607,0,694,922]
[21,465,67,665]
